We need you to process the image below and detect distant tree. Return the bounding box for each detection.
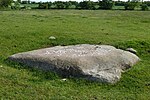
[48,2,52,9]
[38,3,48,9]
[17,0,21,3]
[54,1,65,9]
[69,1,78,8]
[78,1,95,10]
[0,0,13,8]
[141,4,149,10]
[22,1,28,4]
[131,0,141,2]
[124,0,140,10]
[22,0,31,4]
[115,1,126,6]
[69,1,78,6]
[31,1,36,4]
[27,0,30,4]
[143,1,150,6]
[124,2,137,10]
[99,0,114,10]
[38,2,52,9]
[13,1,21,9]
[64,1,72,9]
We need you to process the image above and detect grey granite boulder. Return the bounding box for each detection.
[8,44,140,83]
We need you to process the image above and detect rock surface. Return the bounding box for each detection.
[8,44,140,83]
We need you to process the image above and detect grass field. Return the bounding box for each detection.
[0,10,150,99]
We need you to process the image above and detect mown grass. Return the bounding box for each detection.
[0,10,150,99]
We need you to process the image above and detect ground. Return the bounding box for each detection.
[0,10,150,99]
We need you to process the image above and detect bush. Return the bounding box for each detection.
[141,4,149,11]
[124,2,137,10]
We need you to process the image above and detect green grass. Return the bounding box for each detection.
[0,10,150,99]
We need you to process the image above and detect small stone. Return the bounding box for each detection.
[61,78,67,81]
[126,48,137,54]
[49,36,56,40]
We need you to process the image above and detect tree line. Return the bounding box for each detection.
[0,0,149,11]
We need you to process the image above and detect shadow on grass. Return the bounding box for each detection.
[4,59,61,81]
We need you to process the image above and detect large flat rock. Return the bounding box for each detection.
[8,44,140,83]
